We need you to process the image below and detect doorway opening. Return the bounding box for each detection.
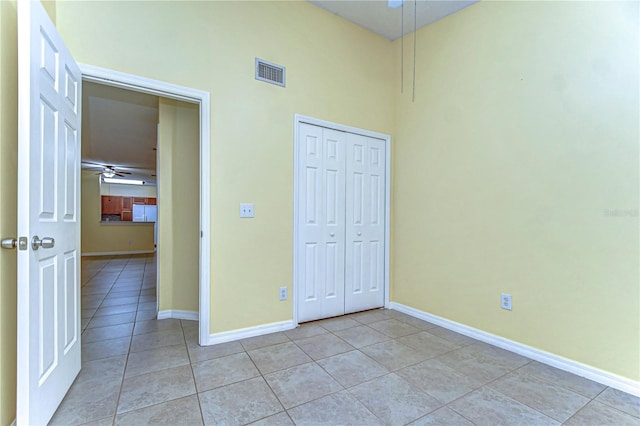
[81,64,211,344]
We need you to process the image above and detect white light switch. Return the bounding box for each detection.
[240,203,254,218]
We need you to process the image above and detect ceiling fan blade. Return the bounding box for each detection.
[82,160,105,167]
[82,164,104,170]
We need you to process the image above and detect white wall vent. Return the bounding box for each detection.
[255,58,285,87]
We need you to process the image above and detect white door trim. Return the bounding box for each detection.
[80,64,211,344]
[293,114,391,326]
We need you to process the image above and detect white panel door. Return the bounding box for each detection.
[297,123,346,322]
[17,1,82,424]
[345,133,386,314]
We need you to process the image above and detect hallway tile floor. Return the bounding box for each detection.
[51,255,640,425]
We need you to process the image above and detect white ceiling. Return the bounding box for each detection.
[81,82,158,185]
[80,1,476,182]
[308,0,478,40]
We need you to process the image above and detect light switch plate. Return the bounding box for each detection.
[240,203,254,218]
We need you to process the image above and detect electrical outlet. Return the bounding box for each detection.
[279,287,287,301]
[501,293,512,311]
[240,203,254,218]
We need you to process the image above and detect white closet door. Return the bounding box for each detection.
[345,133,386,313]
[297,123,346,322]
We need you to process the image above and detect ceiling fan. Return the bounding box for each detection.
[81,161,132,178]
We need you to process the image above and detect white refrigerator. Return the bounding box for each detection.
[132,204,157,222]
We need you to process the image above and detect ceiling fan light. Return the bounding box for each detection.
[102,177,145,186]
[103,171,115,178]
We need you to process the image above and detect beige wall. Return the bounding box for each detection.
[81,170,154,254]
[392,1,639,381]
[0,1,18,422]
[157,99,200,313]
[56,1,396,332]
[100,181,157,197]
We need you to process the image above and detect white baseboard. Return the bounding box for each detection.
[157,310,198,321]
[204,320,295,346]
[82,250,155,257]
[390,302,640,397]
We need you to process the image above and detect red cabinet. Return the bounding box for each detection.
[101,196,122,215]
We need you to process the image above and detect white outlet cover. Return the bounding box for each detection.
[501,293,512,310]
[240,203,254,218]
[279,287,287,301]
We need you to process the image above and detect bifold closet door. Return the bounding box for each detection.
[345,133,386,313]
[297,123,346,323]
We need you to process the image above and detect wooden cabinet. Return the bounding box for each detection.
[131,197,157,206]
[121,197,133,221]
[101,196,122,215]
[101,196,156,221]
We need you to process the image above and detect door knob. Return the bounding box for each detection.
[357,231,362,236]
[330,232,335,237]
[1,238,17,250]
[32,236,55,250]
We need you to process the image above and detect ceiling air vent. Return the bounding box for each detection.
[255,58,285,87]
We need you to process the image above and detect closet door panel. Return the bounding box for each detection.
[321,128,346,317]
[297,123,346,322]
[367,139,386,298]
[345,133,386,313]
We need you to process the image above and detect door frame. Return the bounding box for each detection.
[293,114,391,326]
[80,64,211,344]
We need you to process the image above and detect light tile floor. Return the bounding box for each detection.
[51,255,640,425]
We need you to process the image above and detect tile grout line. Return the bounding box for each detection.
[245,338,294,424]
[587,387,640,420]
[313,323,440,425]
[181,319,207,426]
[317,314,536,426]
[285,320,439,425]
[102,258,136,425]
[81,255,152,425]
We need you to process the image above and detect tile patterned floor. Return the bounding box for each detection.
[51,255,640,425]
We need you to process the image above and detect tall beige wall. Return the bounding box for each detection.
[392,1,639,381]
[81,170,154,254]
[0,1,18,422]
[56,1,396,332]
[157,98,200,313]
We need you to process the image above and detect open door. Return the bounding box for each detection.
[17,1,82,424]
